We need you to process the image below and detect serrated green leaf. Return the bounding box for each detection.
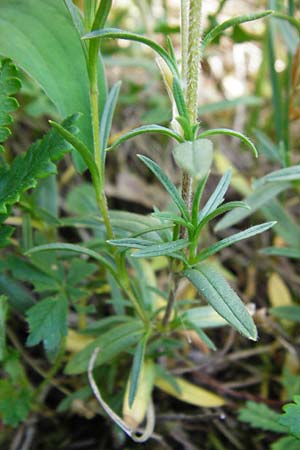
[184,265,257,340]
[173,139,213,180]
[0,59,21,147]
[108,124,183,152]
[238,401,286,433]
[271,436,300,450]
[138,154,189,221]
[215,182,291,231]
[0,115,77,214]
[0,295,8,360]
[279,396,300,439]
[65,321,144,374]
[132,239,189,258]
[129,331,149,407]
[198,170,232,222]
[0,0,93,169]
[0,224,14,248]
[0,380,32,427]
[26,295,68,351]
[195,221,275,263]
[67,259,97,286]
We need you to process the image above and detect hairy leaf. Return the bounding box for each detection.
[198,170,232,222]
[184,265,257,340]
[173,139,213,180]
[132,239,189,258]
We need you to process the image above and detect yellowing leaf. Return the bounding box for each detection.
[123,360,156,428]
[268,273,292,308]
[66,329,94,353]
[155,375,225,407]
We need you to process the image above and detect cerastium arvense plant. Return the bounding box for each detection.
[0,0,277,443]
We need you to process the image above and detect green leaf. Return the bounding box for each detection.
[270,306,300,322]
[0,380,32,426]
[196,201,250,234]
[132,239,189,258]
[202,11,273,50]
[192,174,209,226]
[0,273,34,313]
[254,130,282,163]
[0,0,93,169]
[198,170,232,222]
[129,332,149,407]
[26,294,68,351]
[195,221,276,263]
[172,77,189,121]
[197,128,258,157]
[182,306,227,329]
[260,247,300,259]
[108,124,184,152]
[238,401,286,433]
[271,436,300,450]
[83,27,178,76]
[215,182,291,231]
[279,396,300,439]
[184,265,257,340]
[0,59,21,151]
[100,81,122,169]
[108,238,157,249]
[25,242,116,274]
[0,114,77,214]
[172,139,213,180]
[182,319,216,350]
[0,296,8,360]
[254,165,300,187]
[65,321,144,374]
[0,224,14,248]
[198,96,262,116]
[138,154,189,221]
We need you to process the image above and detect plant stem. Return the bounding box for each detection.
[163,0,203,327]
[181,0,203,219]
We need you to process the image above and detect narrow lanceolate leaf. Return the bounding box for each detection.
[0,114,77,214]
[26,295,68,351]
[254,165,300,187]
[195,222,276,263]
[138,155,190,221]
[0,59,21,151]
[65,321,144,374]
[132,239,189,258]
[107,238,157,249]
[202,11,273,50]
[184,265,257,340]
[197,128,258,157]
[192,174,209,226]
[260,247,300,259]
[198,170,232,222]
[108,124,184,152]
[215,182,291,231]
[0,296,8,360]
[129,331,149,407]
[172,140,213,180]
[25,243,116,274]
[100,81,122,167]
[83,28,178,76]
